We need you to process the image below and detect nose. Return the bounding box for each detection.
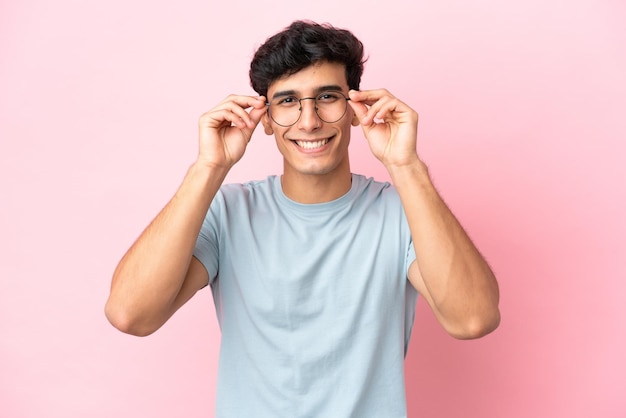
[296,97,321,131]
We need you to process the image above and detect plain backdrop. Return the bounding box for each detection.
[1,0,625,417]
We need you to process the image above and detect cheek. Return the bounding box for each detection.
[273,130,291,151]
[340,120,354,141]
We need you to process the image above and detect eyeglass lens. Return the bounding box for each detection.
[268,91,349,127]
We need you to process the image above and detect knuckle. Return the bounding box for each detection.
[199,111,215,123]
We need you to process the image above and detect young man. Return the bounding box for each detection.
[106,21,500,417]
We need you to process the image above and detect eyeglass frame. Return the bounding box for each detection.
[264,91,351,127]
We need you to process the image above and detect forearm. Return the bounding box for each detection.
[388,161,500,337]
[106,162,228,334]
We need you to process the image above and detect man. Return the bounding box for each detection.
[106,20,500,417]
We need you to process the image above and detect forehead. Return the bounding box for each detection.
[267,61,348,97]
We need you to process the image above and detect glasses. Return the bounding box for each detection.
[265,91,350,127]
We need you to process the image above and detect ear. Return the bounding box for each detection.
[351,110,360,127]
[261,111,274,135]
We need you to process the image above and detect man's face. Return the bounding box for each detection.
[262,61,359,179]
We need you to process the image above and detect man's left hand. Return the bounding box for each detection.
[348,89,420,169]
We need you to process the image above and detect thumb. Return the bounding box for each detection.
[237,106,266,140]
[348,98,371,129]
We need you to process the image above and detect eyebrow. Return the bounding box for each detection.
[271,85,346,100]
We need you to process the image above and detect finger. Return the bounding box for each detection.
[348,89,391,106]
[215,95,267,127]
[199,108,244,130]
[218,94,266,109]
[371,97,400,121]
[238,106,267,138]
[353,89,414,125]
[248,106,267,125]
[347,98,369,126]
[349,91,391,126]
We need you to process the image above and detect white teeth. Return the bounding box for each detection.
[295,139,329,149]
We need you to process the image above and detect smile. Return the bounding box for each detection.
[293,138,331,150]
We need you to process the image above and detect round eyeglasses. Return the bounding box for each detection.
[265,91,351,127]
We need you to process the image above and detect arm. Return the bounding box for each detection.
[348,89,500,339]
[105,95,267,336]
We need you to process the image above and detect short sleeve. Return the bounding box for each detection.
[405,239,416,279]
[193,192,222,285]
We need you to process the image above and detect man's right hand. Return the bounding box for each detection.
[106,95,267,336]
[197,95,267,170]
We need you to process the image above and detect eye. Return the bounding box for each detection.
[275,96,299,107]
[317,92,341,103]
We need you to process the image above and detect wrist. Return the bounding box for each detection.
[386,158,430,181]
[184,160,230,194]
[191,158,231,179]
[387,159,438,197]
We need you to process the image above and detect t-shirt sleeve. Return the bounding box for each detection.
[399,196,416,280]
[193,193,222,285]
[405,239,417,279]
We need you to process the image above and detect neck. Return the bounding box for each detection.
[281,162,352,204]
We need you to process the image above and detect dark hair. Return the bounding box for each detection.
[249,20,366,98]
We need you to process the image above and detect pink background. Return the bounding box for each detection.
[1,0,625,417]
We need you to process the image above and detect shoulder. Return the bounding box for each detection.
[209,176,282,219]
[352,174,400,202]
[218,176,278,201]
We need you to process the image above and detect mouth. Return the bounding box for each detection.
[292,137,332,150]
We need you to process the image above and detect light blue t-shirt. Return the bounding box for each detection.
[194,174,418,418]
